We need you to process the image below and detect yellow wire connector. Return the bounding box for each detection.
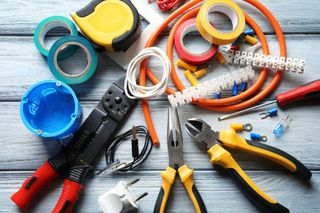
[244,35,258,45]
[184,70,198,86]
[194,68,207,78]
[177,59,197,72]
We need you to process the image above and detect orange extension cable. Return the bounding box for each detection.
[139,0,286,146]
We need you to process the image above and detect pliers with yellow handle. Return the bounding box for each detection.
[185,118,312,213]
[153,108,207,213]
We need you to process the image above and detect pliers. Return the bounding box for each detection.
[153,108,207,213]
[185,118,312,213]
[11,77,137,213]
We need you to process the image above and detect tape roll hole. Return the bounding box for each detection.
[206,4,239,33]
[55,42,91,78]
[182,25,213,55]
[40,21,72,51]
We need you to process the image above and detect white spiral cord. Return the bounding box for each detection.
[124,47,171,99]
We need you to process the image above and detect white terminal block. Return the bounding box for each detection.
[167,67,256,107]
[98,179,147,213]
[225,49,305,74]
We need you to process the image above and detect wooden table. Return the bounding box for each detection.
[1,0,319,212]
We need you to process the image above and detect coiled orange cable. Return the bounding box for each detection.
[139,0,286,146]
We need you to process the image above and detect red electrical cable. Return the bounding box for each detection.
[157,0,184,11]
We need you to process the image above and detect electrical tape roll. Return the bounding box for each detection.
[196,0,245,45]
[34,16,78,57]
[48,35,98,85]
[174,18,218,65]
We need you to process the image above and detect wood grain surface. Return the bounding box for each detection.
[0,0,319,212]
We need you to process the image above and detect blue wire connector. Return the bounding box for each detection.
[240,82,248,92]
[260,108,278,119]
[232,82,239,96]
[250,132,267,142]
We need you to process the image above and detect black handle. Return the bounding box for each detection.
[227,168,290,213]
[246,140,312,180]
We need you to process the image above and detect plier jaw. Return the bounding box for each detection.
[185,118,219,150]
[167,107,184,170]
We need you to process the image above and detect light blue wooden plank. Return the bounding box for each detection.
[0,0,319,34]
[2,171,319,213]
[0,35,319,101]
[0,101,319,171]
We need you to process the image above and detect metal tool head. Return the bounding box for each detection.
[185,118,218,150]
[167,107,184,170]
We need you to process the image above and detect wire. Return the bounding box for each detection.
[157,0,184,11]
[125,47,171,99]
[138,0,287,145]
[105,125,153,172]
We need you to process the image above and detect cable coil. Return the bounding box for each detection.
[125,47,171,99]
[138,0,287,145]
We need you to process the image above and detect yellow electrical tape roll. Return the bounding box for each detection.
[196,0,245,45]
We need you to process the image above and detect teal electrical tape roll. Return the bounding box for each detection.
[48,35,98,84]
[34,16,78,57]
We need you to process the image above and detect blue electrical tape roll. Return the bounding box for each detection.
[34,16,78,58]
[48,35,98,84]
[20,80,82,142]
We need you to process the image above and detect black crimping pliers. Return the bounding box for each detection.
[11,77,137,213]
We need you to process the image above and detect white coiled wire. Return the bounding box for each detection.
[124,47,171,99]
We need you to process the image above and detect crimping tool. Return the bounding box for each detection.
[185,118,312,213]
[11,77,137,213]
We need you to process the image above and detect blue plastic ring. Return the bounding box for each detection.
[20,80,82,141]
[48,35,98,84]
[34,16,78,58]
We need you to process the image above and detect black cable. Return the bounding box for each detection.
[105,125,153,172]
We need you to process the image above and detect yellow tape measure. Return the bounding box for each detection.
[71,0,140,52]
[196,0,245,45]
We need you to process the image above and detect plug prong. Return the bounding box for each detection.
[127,177,140,186]
[135,192,148,202]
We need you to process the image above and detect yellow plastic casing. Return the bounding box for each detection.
[177,59,197,72]
[158,166,176,213]
[184,70,199,86]
[207,144,277,204]
[194,68,207,78]
[178,165,203,213]
[219,129,297,172]
[71,0,134,52]
[230,123,244,131]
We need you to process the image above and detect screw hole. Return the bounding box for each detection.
[109,105,113,109]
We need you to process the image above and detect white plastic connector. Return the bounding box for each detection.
[167,67,256,107]
[98,179,147,213]
[226,49,305,73]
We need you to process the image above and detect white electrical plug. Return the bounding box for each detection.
[98,178,148,213]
